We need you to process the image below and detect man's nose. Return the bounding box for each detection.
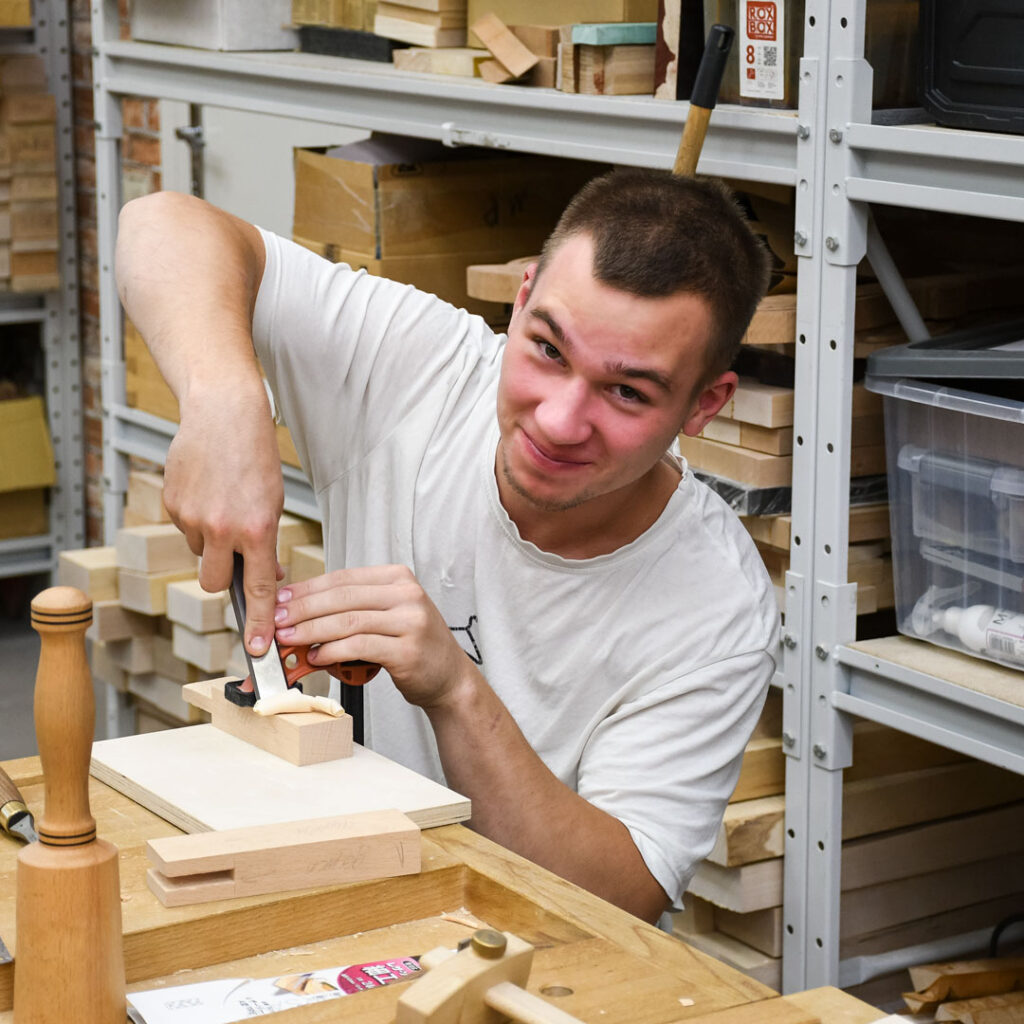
[534,379,593,445]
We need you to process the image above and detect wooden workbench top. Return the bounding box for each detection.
[0,756,883,1023]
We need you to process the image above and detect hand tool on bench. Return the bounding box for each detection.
[673,23,734,177]
[227,552,380,741]
[0,764,37,844]
[15,586,125,1024]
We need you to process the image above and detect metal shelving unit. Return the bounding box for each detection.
[0,2,84,579]
[90,0,1024,993]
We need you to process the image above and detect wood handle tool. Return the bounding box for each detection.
[14,585,125,1024]
[673,23,735,177]
[0,765,38,844]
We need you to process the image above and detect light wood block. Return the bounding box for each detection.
[471,11,538,77]
[88,639,129,693]
[289,543,325,584]
[393,45,488,75]
[510,23,559,57]
[118,567,196,616]
[708,761,1024,867]
[374,12,466,47]
[465,255,533,303]
[127,673,206,726]
[478,57,516,83]
[276,513,322,567]
[702,418,795,456]
[152,634,206,684]
[116,523,197,573]
[183,678,353,766]
[125,469,170,523]
[166,580,229,634]
[57,546,118,601]
[146,809,421,906]
[576,43,655,96]
[90,722,472,832]
[171,625,235,673]
[86,599,156,643]
[108,635,155,674]
[671,929,781,991]
[677,435,792,488]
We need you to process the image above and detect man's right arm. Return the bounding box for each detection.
[115,191,282,655]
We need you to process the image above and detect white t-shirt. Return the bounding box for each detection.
[252,229,780,905]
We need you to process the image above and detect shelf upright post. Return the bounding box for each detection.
[781,0,855,991]
[38,0,85,556]
[91,0,132,737]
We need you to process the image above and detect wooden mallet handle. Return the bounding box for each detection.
[30,586,96,847]
[673,24,735,178]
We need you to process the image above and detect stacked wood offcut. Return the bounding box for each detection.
[59,471,325,733]
[672,690,1024,991]
[901,958,1024,1021]
[0,54,58,292]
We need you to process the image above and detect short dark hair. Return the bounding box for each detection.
[535,169,771,380]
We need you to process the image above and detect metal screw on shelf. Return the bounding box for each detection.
[825,236,839,252]
[812,743,828,759]
[797,124,811,140]
[782,632,797,649]
[782,731,796,748]
[828,128,843,143]
[815,644,830,660]
[793,231,808,248]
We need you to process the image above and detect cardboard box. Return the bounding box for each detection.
[468,0,656,45]
[293,135,601,259]
[0,488,47,538]
[0,0,32,28]
[131,0,297,51]
[0,396,55,493]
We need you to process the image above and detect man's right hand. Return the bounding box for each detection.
[164,378,284,656]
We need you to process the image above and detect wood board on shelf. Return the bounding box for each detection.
[90,723,471,833]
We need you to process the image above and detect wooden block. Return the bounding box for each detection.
[702,418,794,456]
[715,904,783,958]
[732,737,785,803]
[118,567,197,616]
[115,523,197,573]
[934,990,1024,1024]
[133,699,181,734]
[576,43,655,96]
[471,12,538,77]
[146,809,421,907]
[171,624,235,674]
[125,469,170,523]
[510,23,558,57]
[905,958,1024,1015]
[166,579,228,634]
[670,929,780,991]
[108,635,155,674]
[289,543,326,584]
[676,434,792,488]
[393,46,489,76]
[183,678,353,766]
[466,255,533,303]
[524,55,556,87]
[276,513,322,566]
[373,11,466,47]
[86,599,157,643]
[57,546,119,601]
[88,640,129,693]
[152,634,207,684]
[709,761,1024,868]
[571,21,657,45]
[750,688,783,740]
[478,57,516,83]
[127,673,207,725]
[557,27,578,93]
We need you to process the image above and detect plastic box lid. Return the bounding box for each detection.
[865,318,1024,379]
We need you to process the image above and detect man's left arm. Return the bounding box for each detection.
[275,564,669,922]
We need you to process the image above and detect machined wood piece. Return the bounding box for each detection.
[15,587,126,1023]
[276,513,322,567]
[125,469,170,524]
[57,546,118,601]
[289,543,326,584]
[117,567,196,616]
[171,624,235,673]
[510,24,558,57]
[115,523,197,574]
[393,45,489,75]
[577,43,655,96]
[146,809,421,907]
[183,678,352,765]
[166,579,228,633]
[471,12,538,77]
[85,599,155,643]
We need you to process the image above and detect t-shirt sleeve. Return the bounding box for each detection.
[251,227,500,494]
[576,648,774,908]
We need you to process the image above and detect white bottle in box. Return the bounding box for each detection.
[934,604,1024,667]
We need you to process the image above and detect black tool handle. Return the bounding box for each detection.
[673,24,735,177]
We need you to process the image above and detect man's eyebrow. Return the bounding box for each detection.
[606,361,674,394]
[529,307,566,345]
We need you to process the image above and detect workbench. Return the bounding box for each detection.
[0,755,884,1023]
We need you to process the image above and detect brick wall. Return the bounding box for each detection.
[71,0,162,545]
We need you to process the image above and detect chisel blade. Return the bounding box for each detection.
[229,552,289,701]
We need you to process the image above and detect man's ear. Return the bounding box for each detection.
[680,371,739,437]
[510,261,539,321]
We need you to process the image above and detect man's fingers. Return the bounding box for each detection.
[198,542,234,594]
[243,544,281,655]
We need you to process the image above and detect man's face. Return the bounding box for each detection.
[496,233,727,519]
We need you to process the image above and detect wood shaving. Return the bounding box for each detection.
[253,691,345,717]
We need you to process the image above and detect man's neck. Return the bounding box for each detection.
[499,457,681,560]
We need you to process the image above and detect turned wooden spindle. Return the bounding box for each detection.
[14,586,126,1024]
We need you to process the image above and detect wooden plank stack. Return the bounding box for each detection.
[673,690,1024,990]
[374,0,467,48]
[59,470,324,733]
[0,54,58,293]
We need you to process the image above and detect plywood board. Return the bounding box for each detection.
[90,724,471,833]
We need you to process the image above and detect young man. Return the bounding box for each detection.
[115,168,779,924]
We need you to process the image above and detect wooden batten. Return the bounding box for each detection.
[57,546,119,601]
[118,567,197,616]
[116,523,197,574]
[146,809,421,906]
[166,579,228,633]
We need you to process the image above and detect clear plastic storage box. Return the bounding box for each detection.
[865,323,1024,671]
